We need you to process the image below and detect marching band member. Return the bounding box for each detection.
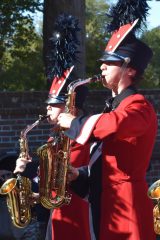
[57,1,157,239]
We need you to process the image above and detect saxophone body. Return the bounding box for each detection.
[37,141,56,209]
[0,175,32,228]
[0,115,48,228]
[37,75,102,209]
[148,179,160,235]
[37,131,71,209]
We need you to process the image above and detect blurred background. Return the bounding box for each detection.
[0,0,160,91]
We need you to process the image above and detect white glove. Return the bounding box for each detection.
[13,156,32,174]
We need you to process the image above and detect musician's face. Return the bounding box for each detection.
[100,61,136,95]
[100,61,122,92]
[46,104,65,125]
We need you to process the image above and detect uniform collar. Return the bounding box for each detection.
[112,85,138,109]
[104,85,137,112]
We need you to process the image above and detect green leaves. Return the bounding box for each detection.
[0,0,44,91]
[0,0,42,56]
[86,0,110,80]
[85,0,160,89]
[140,27,160,88]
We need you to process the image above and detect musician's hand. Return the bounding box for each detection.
[67,165,79,183]
[57,113,76,129]
[13,156,32,174]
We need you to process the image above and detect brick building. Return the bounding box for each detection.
[0,90,160,186]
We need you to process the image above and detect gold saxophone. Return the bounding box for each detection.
[148,179,160,234]
[37,75,102,209]
[0,115,48,228]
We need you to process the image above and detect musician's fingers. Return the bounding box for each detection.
[13,165,26,173]
[13,157,32,173]
[67,166,79,183]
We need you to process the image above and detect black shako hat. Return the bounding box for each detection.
[46,74,89,110]
[100,0,153,73]
[45,13,88,108]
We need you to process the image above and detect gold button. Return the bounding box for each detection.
[117,34,121,38]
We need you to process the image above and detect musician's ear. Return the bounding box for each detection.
[127,68,137,78]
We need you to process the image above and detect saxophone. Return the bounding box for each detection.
[0,115,48,228]
[37,75,102,209]
[148,179,160,234]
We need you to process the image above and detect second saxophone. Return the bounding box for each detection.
[0,115,48,228]
[37,75,102,209]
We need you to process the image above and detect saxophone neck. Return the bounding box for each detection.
[21,115,49,138]
[65,91,77,116]
[67,74,103,94]
[19,115,49,159]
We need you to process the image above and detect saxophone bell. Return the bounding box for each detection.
[0,173,32,228]
[0,177,17,195]
[148,179,160,200]
[148,179,160,234]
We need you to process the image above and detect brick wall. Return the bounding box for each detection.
[0,90,160,186]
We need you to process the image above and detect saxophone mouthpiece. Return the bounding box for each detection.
[89,74,104,83]
[39,115,49,121]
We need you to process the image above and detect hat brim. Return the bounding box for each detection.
[45,96,66,105]
[99,52,125,62]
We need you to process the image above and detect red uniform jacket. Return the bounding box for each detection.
[69,93,157,240]
[51,142,91,240]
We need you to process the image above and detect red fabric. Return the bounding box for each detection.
[105,20,138,52]
[90,94,157,240]
[51,143,91,240]
[49,66,74,96]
